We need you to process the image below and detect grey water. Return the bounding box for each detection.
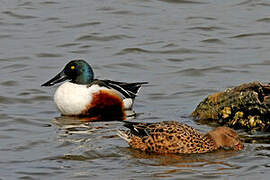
[1,0,270,179]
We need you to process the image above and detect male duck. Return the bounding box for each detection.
[118,121,244,154]
[42,59,147,121]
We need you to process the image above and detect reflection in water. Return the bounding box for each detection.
[129,148,238,165]
[126,148,241,178]
[51,116,121,135]
[52,116,98,135]
[243,132,270,144]
[51,116,123,162]
[51,108,136,125]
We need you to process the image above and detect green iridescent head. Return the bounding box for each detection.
[41,59,94,86]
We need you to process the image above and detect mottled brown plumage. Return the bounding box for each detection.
[118,121,244,154]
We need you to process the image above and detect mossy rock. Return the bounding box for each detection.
[191,81,270,132]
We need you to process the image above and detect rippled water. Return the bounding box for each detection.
[1,0,270,179]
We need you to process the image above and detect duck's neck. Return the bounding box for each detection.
[204,131,220,150]
[73,75,92,84]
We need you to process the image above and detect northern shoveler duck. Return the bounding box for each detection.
[41,59,147,121]
[118,121,244,154]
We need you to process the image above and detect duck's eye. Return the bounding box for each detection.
[71,65,75,70]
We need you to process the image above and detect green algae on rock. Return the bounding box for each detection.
[191,81,270,132]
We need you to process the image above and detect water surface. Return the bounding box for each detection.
[1,0,270,179]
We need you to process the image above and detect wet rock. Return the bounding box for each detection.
[191,81,270,132]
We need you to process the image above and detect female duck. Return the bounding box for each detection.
[42,59,147,121]
[118,121,244,154]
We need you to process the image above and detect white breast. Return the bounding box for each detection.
[54,82,110,115]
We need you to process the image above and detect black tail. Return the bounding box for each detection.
[102,80,148,98]
[123,121,150,137]
[120,82,148,95]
